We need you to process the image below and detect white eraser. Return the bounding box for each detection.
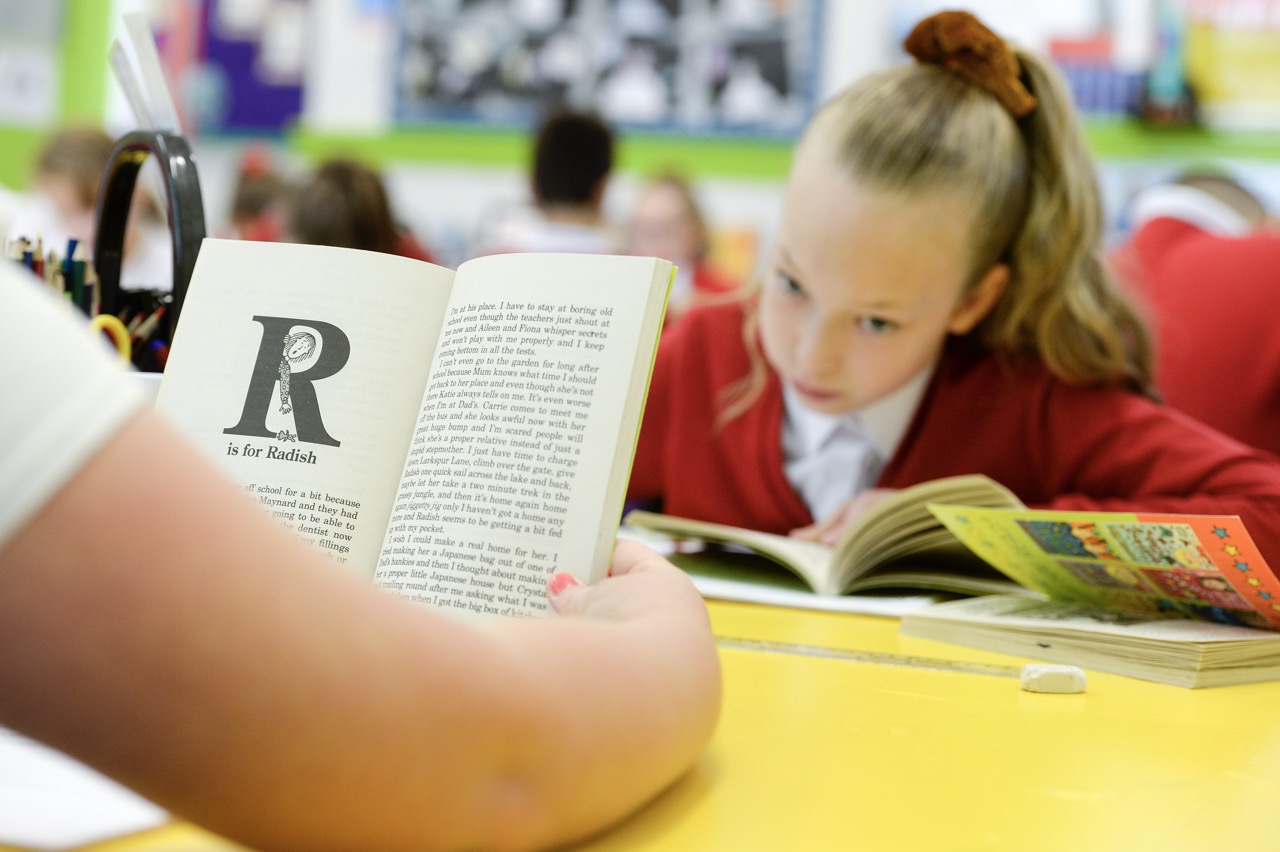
[1020,663,1087,694]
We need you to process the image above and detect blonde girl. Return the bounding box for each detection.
[629,11,1280,563]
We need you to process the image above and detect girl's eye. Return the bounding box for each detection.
[857,316,897,334]
[778,272,804,295]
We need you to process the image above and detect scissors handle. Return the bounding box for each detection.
[88,314,133,365]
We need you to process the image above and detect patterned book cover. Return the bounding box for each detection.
[928,506,1280,630]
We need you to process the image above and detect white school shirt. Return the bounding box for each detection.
[0,262,144,548]
[1127,183,1254,236]
[781,366,933,522]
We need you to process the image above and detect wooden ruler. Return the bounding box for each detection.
[716,635,1022,679]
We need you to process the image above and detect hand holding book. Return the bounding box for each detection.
[158,239,674,620]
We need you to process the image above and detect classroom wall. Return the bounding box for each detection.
[182,0,1146,273]
[9,0,1280,276]
[285,0,859,272]
[213,0,1280,269]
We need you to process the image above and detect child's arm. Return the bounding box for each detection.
[1030,385,1280,562]
[0,408,721,851]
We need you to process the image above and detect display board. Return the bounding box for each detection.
[195,0,307,132]
[0,1,65,126]
[395,0,823,137]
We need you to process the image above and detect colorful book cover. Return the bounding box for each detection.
[928,506,1280,630]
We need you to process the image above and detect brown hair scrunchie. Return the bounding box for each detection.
[903,10,1038,119]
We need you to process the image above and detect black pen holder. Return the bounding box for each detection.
[93,129,206,371]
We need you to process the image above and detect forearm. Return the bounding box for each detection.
[0,411,719,850]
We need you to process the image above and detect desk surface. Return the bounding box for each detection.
[7,599,1280,852]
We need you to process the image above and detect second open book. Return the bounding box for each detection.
[624,476,1280,630]
[156,239,672,621]
[626,482,1280,684]
[623,474,1028,597]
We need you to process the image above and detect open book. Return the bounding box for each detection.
[156,239,671,620]
[901,506,1280,687]
[622,474,1027,598]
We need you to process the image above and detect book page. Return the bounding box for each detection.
[905,594,1280,643]
[622,474,1024,597]
[156,239,454,578]
[901,594,1280,687]
[621,511,837,594]
[373,253,670,619]
[616,526,939,615]
[832,475,1023,583]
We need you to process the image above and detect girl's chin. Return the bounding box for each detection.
[791,387,855,413]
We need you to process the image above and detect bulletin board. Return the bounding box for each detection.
[1184,0,1280,130]
[395,0,824,138]
[0,0,103,190]
[0,0,65,126]
[194,0,307,133]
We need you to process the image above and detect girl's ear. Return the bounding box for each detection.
[947,263,1009,334]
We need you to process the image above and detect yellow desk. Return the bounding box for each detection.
[7,600,1280,851]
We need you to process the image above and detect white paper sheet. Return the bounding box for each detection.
[0,727,167,850]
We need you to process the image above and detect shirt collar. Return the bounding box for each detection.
[1129,183,1254,237]
[782,362,934,459]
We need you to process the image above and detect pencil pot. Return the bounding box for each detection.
[115,287,172,372]
[93,130,206,372]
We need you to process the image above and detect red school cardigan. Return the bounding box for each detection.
[630,300,1280,561]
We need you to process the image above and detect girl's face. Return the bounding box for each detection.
[760,157,1006,415]
[629,182,700,264]
[287,336,314,360]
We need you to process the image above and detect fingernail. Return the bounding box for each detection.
[547,572,580,597]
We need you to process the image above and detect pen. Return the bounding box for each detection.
[124,309,145,336]
[69,243,89,315]
[132,304,166,344]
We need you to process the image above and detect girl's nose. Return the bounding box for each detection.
[797,316,845,375]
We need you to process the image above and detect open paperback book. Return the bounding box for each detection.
[621,474,1029,599]
[156,239,671,620]
[901,506,1280,687]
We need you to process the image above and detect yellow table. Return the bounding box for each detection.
[8,600,1280,851]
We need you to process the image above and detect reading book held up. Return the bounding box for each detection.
[157,239,672,620]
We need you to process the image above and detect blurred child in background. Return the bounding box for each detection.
[475,109,622,256]
[224,144,296,243]
[287,157,436,263]
[1111,171,1280,456]
[7,125,171,291]
[628,171,740,324]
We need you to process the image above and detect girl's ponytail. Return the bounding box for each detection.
[979,48,1152,392]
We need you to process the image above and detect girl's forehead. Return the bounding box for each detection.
[783,171,972,253]
[788,150,967,211]
[777,172,976,304]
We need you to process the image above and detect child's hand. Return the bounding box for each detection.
[790,488,899,546]
[545,538,707,624]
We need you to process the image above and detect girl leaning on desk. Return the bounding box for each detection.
[0,260,720,849]
[629,10,1280,563]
